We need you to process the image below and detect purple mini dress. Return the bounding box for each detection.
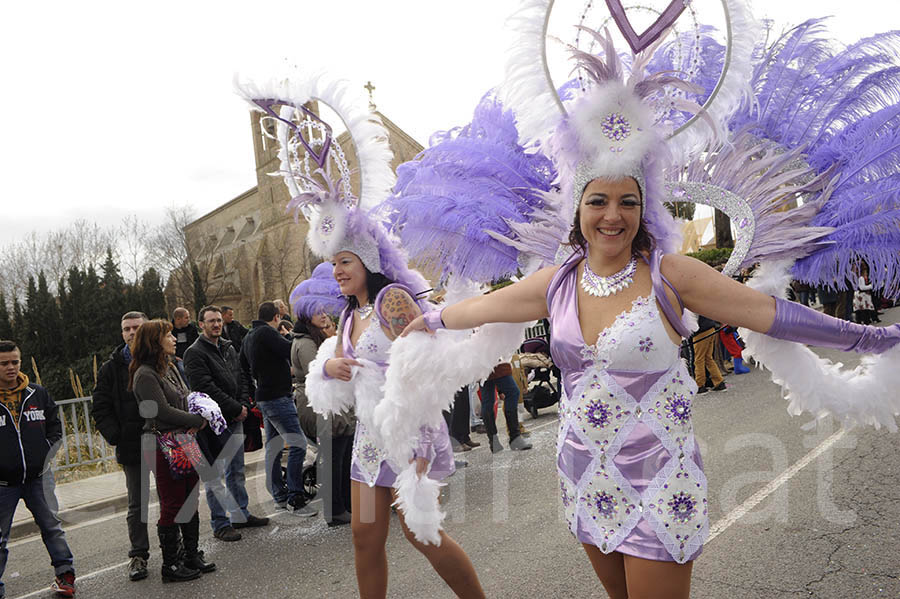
[341,297,455,488]
[548,252,708,564]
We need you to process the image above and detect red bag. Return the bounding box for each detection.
[244,406,264,452]
[156,431,203,478]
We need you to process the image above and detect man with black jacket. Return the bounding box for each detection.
[171,307,199,360]
[1,340,76,598]
[220,306,248,352]
[183,305,269,542]
[239,302,316,517]
[90,311,151,582]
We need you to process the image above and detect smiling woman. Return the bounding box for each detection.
[382,2,900,596]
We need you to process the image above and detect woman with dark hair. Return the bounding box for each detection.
[394,36,900,597]
[309,250,485,599]
[289,262,354,527]
[129,319,215,583]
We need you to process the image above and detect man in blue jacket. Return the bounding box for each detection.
[0,340,75,598]
[240,302,316,517]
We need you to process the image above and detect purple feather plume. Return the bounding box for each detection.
[290,262,347,319]
[382,92,556,283]
[722,19,900,295]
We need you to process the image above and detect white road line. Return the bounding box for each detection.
[10,415,562,598]
[8,469,269,549]
[706,428,847,543]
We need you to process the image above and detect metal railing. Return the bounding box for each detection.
[524,321,549,341]
[53,396,116,471]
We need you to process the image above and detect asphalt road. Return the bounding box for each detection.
[5,307,900,598]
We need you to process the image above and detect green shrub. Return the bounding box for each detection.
[686,247,733,266]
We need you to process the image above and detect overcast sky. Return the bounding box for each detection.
[1,0,894,245]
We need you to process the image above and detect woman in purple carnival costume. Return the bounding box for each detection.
[237,76,485,599]
[390,2,900,596]
[319,247,484,598]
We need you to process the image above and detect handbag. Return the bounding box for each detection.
[244,406,264,453]
[156,431,203,478]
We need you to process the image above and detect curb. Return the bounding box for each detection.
[11,453,269,539]
[12,490,137,539]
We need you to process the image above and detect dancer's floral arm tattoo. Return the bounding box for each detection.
[379,287,422,340]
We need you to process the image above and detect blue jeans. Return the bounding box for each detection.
[258,397,307,504]
[481,374,521,442]
[204,421,251,532]
[0,472,74,597]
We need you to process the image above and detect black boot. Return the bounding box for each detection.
[180,514,216,573]
[158,524,200,583]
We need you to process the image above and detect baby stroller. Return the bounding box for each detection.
[519,337,561,418]
[280,433,320,502]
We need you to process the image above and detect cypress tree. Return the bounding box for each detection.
[191,262,207,317]
[22,276,39,363]
[139,267,167,319]
[12,298,24,343]
[0,293,12,340]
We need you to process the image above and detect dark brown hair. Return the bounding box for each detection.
[198,305,222,322]
[567,177,653,257]
[128,319,173,389]
[294,315,328,347]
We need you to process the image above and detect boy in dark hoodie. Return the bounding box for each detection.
[0,340,75,598]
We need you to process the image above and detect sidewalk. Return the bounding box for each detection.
[11,449,268,539]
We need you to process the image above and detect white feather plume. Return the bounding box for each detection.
[499,0,562,143]
[375,322,528,467]
[740,260,900,431]
[570,81,658,179]
[392,464,446,546]
[667,0,761,162]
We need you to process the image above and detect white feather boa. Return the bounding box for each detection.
[740,261,900,431]
[306,336,355,418]
[305,337,388,443]
[392,464,446,546]
[375,322,528,467]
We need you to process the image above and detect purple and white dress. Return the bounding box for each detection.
[341,295,456,488]
[548,252,708,564]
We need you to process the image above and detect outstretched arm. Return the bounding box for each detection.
[403,265,558,335]
[662,254,776,333]
[664,254,899,354]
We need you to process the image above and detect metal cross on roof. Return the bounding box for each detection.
[364,81,376,111]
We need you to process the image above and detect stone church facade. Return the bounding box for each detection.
[175,106,423,322]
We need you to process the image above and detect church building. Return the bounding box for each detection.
[174,94,423,322]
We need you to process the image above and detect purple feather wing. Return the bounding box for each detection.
[382,92,556,283]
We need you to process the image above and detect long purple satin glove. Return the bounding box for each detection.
[423,309,446,331]
[767,297,900,354]
[413,425,436,463]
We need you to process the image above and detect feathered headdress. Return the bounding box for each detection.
[235,74,430,297]
[290,262,347,320]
